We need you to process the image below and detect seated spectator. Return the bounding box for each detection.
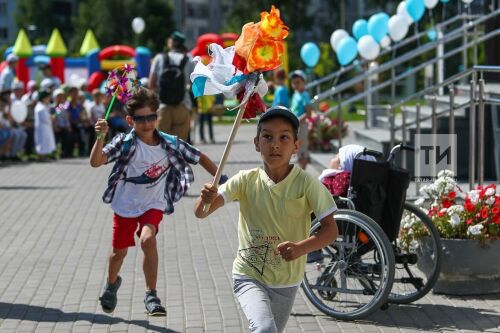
[0,91,27,162]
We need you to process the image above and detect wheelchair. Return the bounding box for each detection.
[302,144,442,320]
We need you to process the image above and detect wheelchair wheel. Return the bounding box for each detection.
[302,209,395,320]
[388,201,442,304]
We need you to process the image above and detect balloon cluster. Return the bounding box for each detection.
[325,0,475,66]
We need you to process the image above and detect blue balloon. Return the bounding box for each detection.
[367,13,389,43]
[440,0,449,2]
[336,37,358,66]
[300,42,320,68]
[407,0,425,22]
[352,19,368,40]
[427,29,437,41]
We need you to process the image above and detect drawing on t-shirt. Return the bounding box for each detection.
[122,155,170,188]
[238,244,270,276]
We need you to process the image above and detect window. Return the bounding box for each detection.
[0,2,7,16]
[0,27,8,39]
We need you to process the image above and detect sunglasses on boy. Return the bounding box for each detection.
[132,113,158,124]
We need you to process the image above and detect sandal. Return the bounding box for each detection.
[99,276,122,313]
[144,290,166,316]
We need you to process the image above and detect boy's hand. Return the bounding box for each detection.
[277,241,305,262]
[95,119,109,139]
[200,183,218,205]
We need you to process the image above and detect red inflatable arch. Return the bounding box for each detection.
[98,45,136,61]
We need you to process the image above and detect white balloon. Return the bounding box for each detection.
[462,0,474,4]
[397,1,413,26]
[388,14,409,42]
[11,100,28,123]
[132,17,146,34]
[330,29,349,52]
[380,35,391,48]
[424,0,439,8]
[357,35,380,60]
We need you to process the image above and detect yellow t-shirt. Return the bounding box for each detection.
[196,95,215,114]
[219,165,337,287]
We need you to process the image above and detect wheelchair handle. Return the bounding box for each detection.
[355,148,384,160]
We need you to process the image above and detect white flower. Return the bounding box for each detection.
[467,224,484,236]
[414,197,425,206]
[485,188,495,196]
[447,205,464,215]
[440,208,448,214]
[450,214,461,227]
[438,169,455,178]
[486,197,495,205]
[469,190,480,204]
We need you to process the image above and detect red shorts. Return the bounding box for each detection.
[112,209,163,249]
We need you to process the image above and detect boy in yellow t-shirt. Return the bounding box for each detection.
[194,106,338,332]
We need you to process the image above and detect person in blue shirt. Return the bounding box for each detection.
[290,70,312,170]
[272,69,290,108]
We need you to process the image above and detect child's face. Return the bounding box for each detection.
[93,94,102,103]
[329,155,341,169]
[291,77,305,91]
[127,106,157,136]
[254,117,298,169]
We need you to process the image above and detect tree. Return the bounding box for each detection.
[72,0,175,54]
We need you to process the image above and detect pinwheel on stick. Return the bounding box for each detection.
[98,64,141,140]
[190,6,289,211]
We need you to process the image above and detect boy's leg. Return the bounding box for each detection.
[139,224,158,291]
[268,286,299,332]
[233,279,279,333]
[108,247,127,284]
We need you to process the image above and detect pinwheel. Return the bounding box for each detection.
[98,64,141,139]
[190,6,288,211]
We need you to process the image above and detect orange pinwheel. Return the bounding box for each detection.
[234,5,288,73]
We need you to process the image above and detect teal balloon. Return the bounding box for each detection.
[300,42,320,67]
[440,0,449,2]
[336,37,358,66]
[427,29,437,41]
[352,19,368,40]
[407,0,425,22]
[367,13,389,43]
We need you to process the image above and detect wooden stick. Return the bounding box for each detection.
[203,74,259,212]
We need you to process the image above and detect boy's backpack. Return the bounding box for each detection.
[159,53,188,105]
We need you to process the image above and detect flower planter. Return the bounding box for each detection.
[419,238,500,295]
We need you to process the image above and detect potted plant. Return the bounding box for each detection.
[402,170,500,295]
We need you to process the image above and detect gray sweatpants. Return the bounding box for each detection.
[233,278,299,333]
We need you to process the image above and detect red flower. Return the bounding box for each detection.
[466,218,473,225]
[448,191,456,200]
[441,199,452,209]
[492,206,500,215]
[464,199,476,212]
[438,211,446,217]
[493,215,500,224]
[481,207,488,219]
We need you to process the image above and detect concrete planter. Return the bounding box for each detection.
[419,238,500,295]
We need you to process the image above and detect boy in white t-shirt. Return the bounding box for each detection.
[90,87,221,316]
[194,106,338,332]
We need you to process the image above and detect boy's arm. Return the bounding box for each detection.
[194,183,225,218]
[277,215,338,262]
[199,152,218,176]
[89,119,109,167]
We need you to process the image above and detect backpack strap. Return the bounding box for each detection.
[179,54,188,70]
[162,52,170,68]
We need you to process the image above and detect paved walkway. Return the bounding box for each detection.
[0,123,499,333]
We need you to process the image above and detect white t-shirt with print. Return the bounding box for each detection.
[111,138,170,217]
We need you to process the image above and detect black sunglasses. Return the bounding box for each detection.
[132,113,158,124]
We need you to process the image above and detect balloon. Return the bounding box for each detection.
[440,0,450,3]
[380,35,391,48]
[427,28,437,41]
[357,35,380,60]
[131,17,145,34]
[406,0,425,22]
[352,19,369,40]
[368,13,389,43]
[336,37,358,66]
[11,101,27,123]
[300,42,320,67]
[424,0,439,8]
[330,29,349,52]
[388,15,409,42]
[462,0,474,3]
[397,1,414,25]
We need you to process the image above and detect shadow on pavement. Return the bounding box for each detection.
[0,302,180,333]
[0,186,68,190]
[293,302,500,331]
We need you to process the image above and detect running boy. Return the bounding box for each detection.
[90,87,219,316]
[194,106,338,332]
